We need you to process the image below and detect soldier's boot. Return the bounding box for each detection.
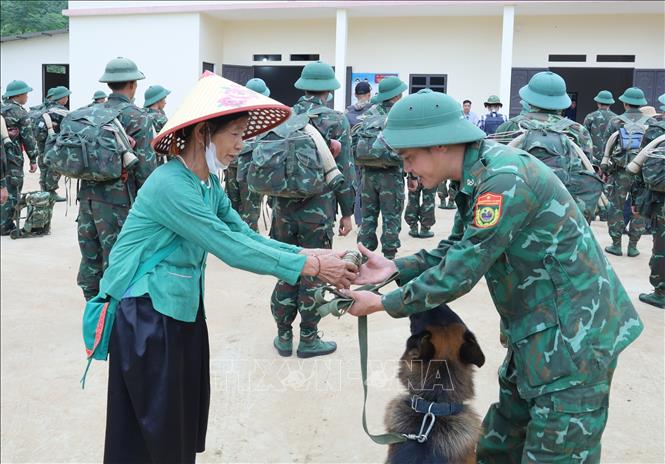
[408,225,419,238]
[444,199,456,210]
[49,191,66,203]
[0,222,16,236]
[639,291,665,309]
[297,330,337,359]
[273,329,293,357]
[383,249,396,260]
[419,226,434,238]
[627,242,640,257]
[437,200,447,210]
[605,241,622,256]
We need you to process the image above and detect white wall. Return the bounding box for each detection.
[0,34,69,107]
[68,13,200,112]
[514,14,665,68]
[199,13,225,75]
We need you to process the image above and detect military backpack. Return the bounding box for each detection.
[609,114,650,168]
[352,110,401,168]
[44,104,135,181]
[481,112,505,136]
[640,131,665,193]
[10,191,55,239]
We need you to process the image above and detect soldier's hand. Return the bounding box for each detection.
[341,289,385,317]
[29,163,38,173]
[0,186,8,205]
[339,215,353,236]
[355,243,398,285]
[329,139,341,158]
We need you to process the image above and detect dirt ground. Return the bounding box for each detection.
[1,171,664,463]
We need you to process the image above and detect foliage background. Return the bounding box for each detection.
[1,1,68,36]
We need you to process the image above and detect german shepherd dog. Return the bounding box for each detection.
[385,304,485,464]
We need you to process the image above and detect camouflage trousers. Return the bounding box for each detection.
[77,199,129,300]
[225,166,262,231]
[649,202,665,293]
[477,357,616,464]
[357,168,404,257]
[405,185,436,228]
[0,155,24,232]
[269,217,332,336]
[607,169,645,245]
[436,180,458,202]
[38,154,61,193]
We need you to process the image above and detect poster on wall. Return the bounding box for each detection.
[351,72,399,105]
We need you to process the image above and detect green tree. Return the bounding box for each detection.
[0,0,68,36]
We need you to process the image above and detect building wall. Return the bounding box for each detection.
[0,34,69,107]
[68,13,200,112]
[199,13,225,74]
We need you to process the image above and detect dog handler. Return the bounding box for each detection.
[344,89,643,462]
[95,74,357,463]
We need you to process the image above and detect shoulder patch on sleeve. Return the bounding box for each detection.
[473,192,503,228]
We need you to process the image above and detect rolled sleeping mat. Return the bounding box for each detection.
[303,124,344,190]
[626,134,665,174]
[600,131,620,172]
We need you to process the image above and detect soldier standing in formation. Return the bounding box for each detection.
[77,57,158,300]
[36,85,70,202]
[143,84,170,133]
[269,61,355,358]
[344,89,643,462]
[583,90,617,166]
[477,94,508,136]
[346,81,373,226]
[405,175,436,238]
[0,80,39,235]
[91,90,107,105]
[601,87,656,258]
[356,76,407,259]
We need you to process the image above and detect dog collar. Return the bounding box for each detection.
[410,395,464,417]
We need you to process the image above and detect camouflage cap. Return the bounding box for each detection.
[143,85,171,107]
[484,95,503,106]
[518,71,571,110]
[370,76,407,104]
[49,86,71,101]
[93,90,107,100]
[245,78,270,97]
[618,87,647,107]
[382,89,486,149]
[3,80,33,98]
[593,90,615,105]
[99,57,145,83]
[294,61,340,92]
[659,93,665,112]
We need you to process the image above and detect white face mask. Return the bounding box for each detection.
[204,132,228,173]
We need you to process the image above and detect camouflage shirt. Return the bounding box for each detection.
[78,93,158,206]
[0,99,39,164]
[145,107,168,134]
[272,95,355,224]
[382,139,643,399]
[583,108,617,164]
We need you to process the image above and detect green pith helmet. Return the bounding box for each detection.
[593,90,615,105]
[245,78,270,97]
[484,95,503,106]
[518,71,571,111]
[93,90,107,100]
[99,57,146,83]
[370,76,407,104]
[618,87,648,107]
[3,80,33,98]
[659,93,665,112]
[294,61,340,92]
[49,86,71,101]
[382,89,486,149]
[143,85,171,107]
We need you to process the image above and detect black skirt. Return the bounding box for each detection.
[104,296,210,464]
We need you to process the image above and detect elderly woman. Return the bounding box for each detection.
[95,74,356,463]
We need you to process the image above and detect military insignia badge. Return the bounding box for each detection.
[473,193,503,228]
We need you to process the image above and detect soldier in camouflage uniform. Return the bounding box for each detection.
[36,86,70,202]
[437,180,457,209]
[637,94,665,308]
[143,85,170,134]
[356,76,407,259]
[77,57,158,300]
[405,176,436,238]
[345,89,644,463]
[270,61,356,357]
[583,90,617,165]
[89,90,107,106]
[601,87,656,258]
[0,80,39,235]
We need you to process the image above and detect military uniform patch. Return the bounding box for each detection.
[473,192,503,228]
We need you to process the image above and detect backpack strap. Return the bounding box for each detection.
[550,117,576,133]
[618,114,650,128]
[128,236,184,289]
[41,112,55,136]
[0,115,10,145]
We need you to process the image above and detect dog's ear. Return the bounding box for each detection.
[459,329,485,367]
[405,331,436,362]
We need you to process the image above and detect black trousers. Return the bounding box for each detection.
[104,296,210,464]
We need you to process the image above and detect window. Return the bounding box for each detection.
[45,65,67,74]
[548,54,586,62]
[409,74,447,94]
[290,54,320,61]
[597,55,635,63]
[202,62,215,73]
[253,54,281,62]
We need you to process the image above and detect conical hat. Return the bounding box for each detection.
[153,72,291,155]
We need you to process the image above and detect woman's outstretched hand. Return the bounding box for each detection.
[354,243,398,285]
[301,253,358,289]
